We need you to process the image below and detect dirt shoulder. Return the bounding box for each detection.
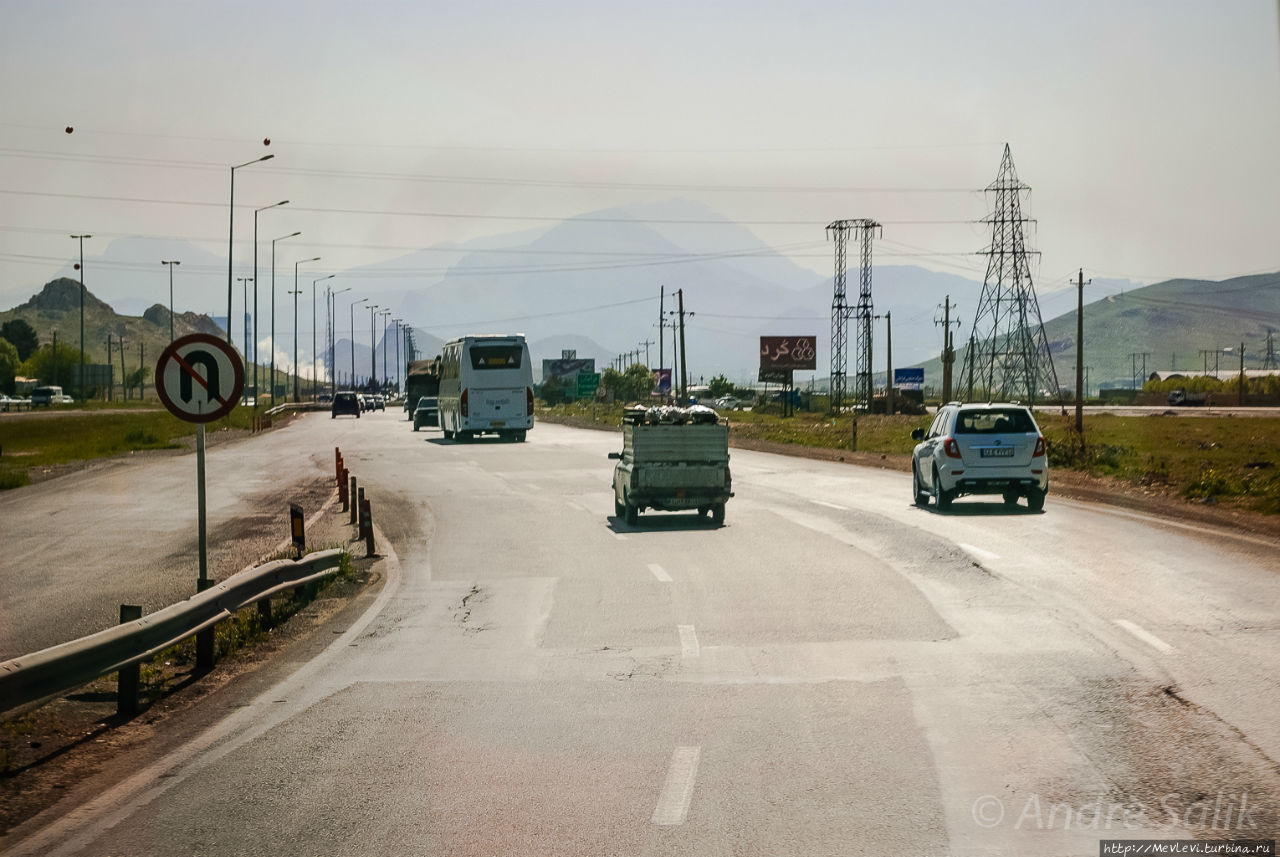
[543,413,1280,543]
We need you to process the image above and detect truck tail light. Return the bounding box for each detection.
[527,386,534,416]
[943,438,962,459]
[460,388,469,418]
[1033,436,1046,457]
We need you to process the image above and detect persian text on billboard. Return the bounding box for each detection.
[760,336,817,371]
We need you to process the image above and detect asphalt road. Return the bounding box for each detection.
[8,412,1280,856]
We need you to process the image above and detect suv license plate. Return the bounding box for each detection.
[980,447,1015,458]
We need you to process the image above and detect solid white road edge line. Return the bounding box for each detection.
[1114,619,1175,655]
[652,745,702,826]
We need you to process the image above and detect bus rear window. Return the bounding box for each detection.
[469,345,523,370]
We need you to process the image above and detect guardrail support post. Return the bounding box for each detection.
[362,498,376,557]
[117,604,142,716]
[349,477,359,524]
[196,579,216,672]
[257,596,273,629]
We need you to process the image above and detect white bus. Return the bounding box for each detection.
[437,334,534,442]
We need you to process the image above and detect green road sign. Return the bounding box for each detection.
[577,372,601,398]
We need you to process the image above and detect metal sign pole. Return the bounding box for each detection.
[197,423,208,583]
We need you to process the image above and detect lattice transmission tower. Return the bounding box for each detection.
[960,145,1061,405]
[827,218,881,410]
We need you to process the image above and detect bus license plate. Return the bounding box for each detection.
[980,447,1014,458]
[491,420,506,428]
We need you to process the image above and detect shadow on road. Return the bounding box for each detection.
[915,500,1045,517]
[605,513,724,533]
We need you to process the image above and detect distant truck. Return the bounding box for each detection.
[31,385,71,407]
[404,358,441,415]
[1167,387,1210,407]
[608,405,733,526]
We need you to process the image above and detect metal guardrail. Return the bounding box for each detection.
[0,549,344,715]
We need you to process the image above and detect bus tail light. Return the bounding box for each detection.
[460,388,469,418]
[527,387,534,416]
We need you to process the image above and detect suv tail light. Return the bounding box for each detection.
[460,388,469,418]
[943,438,962,458]
[1033,436,1046,457]
[526,386,534,416]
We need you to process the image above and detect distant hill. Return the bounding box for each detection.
[912,271,1280,391]
[1,277,226,372]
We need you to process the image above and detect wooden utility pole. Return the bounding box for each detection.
[118,337,127,401]
[885,311,894,415]
[939,296,955,402]
[106,334,113,401]
[1075,268,1086,435]
[677,289,688,404]
[1239,341,1246,407]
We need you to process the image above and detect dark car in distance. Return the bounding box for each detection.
[331,391,361,419]
[413,396,439,430]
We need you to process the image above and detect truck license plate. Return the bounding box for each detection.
[491,420,506,427]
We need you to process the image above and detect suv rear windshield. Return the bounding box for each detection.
[469,345,523,370]
[954,408,1036,434]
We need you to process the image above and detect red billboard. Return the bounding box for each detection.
[759,336,817,371]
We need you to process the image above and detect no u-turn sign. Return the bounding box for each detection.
[155,334,245,423]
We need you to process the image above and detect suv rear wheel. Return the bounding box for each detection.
[913,465,929,507]
[934,467,953,510]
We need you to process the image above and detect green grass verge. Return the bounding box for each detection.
[536,402,1280,513]
[0,406,255,490]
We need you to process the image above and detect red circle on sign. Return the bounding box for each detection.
[155,333,245,423]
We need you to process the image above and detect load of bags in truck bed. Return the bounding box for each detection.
[622,404,721,425]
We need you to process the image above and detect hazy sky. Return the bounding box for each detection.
[3,0,1278,319]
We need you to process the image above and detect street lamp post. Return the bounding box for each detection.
[270,231,302,403]
[392,318,403,394]
[253,200,288,404]
[289,285,302,402]
[328,286,350,396]
[227,154,274,344]
[161,260,180,342]
[312,274,334,400]
[368,304,380,389]
[292,257,320,402]
[237,276,254,403]
[71,234,91,399]
[236,276,254,372]
[350,298,368,388]
[379,309,392,390]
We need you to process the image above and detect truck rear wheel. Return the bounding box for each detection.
[625,503,639,526]
[711,504,725,525]
[614,498,624,518]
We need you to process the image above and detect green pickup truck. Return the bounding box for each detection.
[608,406,733,526]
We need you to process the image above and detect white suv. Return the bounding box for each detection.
[911,402,1048,511]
